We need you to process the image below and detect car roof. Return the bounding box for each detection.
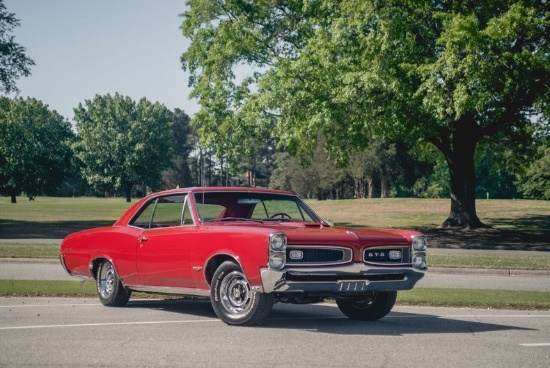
[152,187,297,197]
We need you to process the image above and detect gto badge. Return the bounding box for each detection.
[289,250,304,260]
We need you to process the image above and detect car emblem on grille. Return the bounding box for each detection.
[389,250,402,260]
[289,250,304,260]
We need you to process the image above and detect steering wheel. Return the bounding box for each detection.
[270,212,292,219]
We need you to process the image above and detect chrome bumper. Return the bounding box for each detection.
[260,263,426,295]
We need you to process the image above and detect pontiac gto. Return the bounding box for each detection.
[60,187,427,325]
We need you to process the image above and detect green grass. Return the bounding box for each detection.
[429,253,550,270]
[1,280,548,310]
[306,197,550,233]
[0,243,60,258]
[2,196,549,233]
[0,280,97,297]
[397,288,550,310]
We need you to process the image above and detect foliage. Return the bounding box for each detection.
[0,0,34,94]
[518,145,550,199]
[181,0,550,227]
[161,108,194,189]
[73,93,173,201]
[0,97,73,203]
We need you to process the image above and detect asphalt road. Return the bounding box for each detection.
[0,297,549,368]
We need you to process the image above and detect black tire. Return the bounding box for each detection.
[96,260,131,307]
[210,261,274,326]
[336,291,397,321]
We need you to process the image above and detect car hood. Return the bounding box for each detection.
[206,221,416,247]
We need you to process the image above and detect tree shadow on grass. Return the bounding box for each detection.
[336,214,550,250]
[0,219,114,239]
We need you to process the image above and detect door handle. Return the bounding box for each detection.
[138,236,149,243]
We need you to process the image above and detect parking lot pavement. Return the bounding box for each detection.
[1,297,549,368]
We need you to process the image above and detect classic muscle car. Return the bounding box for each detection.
[60,187,427,325]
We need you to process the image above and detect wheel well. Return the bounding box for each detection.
[204,255,238,286]
[90,257,109,280]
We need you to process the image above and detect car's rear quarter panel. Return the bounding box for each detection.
[60,226,140,280]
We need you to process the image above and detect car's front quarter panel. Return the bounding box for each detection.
[192,225,273,290]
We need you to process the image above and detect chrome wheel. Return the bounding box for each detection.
[211,261,275,325]
[219,270,252,317]
[95,260,131,307]
[98,263,115,299]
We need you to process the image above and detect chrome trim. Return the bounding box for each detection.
[286,245,352,266]
[260,263,426,294]
[128,285,210,298]
[363,245,410,266]
[59,254,69,274]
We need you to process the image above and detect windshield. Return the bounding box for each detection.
[193,191,321,223]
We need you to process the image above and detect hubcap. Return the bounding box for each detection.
[219,271,252,316]
[99,264,115,298]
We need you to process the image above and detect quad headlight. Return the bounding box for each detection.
[411,235,428,270]
[411,235,427,251]
[268,233,287,270]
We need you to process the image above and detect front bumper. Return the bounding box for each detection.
[260,263,426,295]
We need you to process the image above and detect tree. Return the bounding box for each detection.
[518,145,550,199]
[0,0,34,94]
[73,93,173,202]
[181,0,549,228]
[162,108,194,189]
[0,97,73,203]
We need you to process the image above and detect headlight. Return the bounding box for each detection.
[411,235,427,251]
[269,252,285,270]
[269,233,286,251]
[268,233,286,270]
[412,253,427,270]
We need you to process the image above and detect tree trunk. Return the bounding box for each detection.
[11,194,17,204]
[124,182,133,203]
[440,118,487,229]
[366,177,374,198]
[380,171,388,198]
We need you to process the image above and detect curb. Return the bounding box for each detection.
[429,266,550,277]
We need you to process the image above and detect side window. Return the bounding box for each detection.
[131,200,155,228]
[151,195,187,228]
[130,194,187,229]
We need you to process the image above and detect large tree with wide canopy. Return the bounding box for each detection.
[181,0,549,228]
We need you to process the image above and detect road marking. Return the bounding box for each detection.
[520,343,550,347]
[0,303,101,308]
[0,319,219,331]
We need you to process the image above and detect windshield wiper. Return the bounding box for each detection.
[210,217,260,223]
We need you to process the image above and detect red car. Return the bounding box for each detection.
[60,187,427,326]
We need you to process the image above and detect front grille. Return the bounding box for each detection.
[363,246,411,266]
[286,247,351,265]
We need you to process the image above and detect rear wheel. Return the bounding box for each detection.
[336,291,397,321]
[210,261,274,326]
[96,260,131,307]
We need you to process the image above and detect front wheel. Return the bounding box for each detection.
[210,261,274,326]
[96,260,131,307]
[336,291,397,321]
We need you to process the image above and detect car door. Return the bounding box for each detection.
[134,194,196,289]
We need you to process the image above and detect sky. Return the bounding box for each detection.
[3,0,199,121]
